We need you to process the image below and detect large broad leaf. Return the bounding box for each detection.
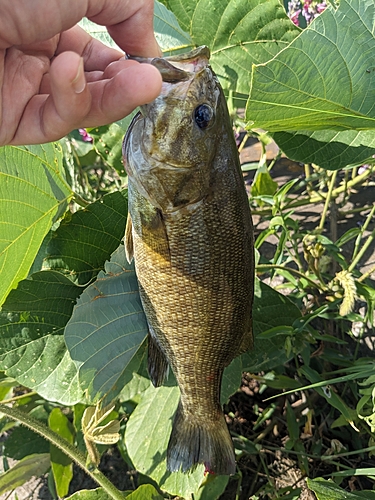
[126,484,164,500]
[0,453,50,495]
[125,385,205,498]
[307,478,375,499]
[273,129,375,170]
[161,0,300,93]
[45,191,128,285]
[154,0,193,54]
[3,425,49,460]
[0,271,83,405]
[194,475,229,500]
[65,245,148,404]
[0,144,72,307]
[49,408,75,498]
[246,0,375,131]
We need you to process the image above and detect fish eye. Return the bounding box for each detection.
[194,104,214,129]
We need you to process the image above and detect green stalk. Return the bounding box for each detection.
[350,204,375,266]
[0,403,125,500]
[256,264,323,290]
[286,167,373,210]
[0,391,37,404]
[318,170,337,232]
[348,226,375,273]
[358,262,375,283]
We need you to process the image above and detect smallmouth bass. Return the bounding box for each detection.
[123,46,254,475]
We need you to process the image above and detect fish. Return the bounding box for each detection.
[123,46,254,476]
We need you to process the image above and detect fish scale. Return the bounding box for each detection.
[124,46,254,475]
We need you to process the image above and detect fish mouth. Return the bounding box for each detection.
[127,45,210,83]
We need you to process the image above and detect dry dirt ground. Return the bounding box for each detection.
[1,136,374,500]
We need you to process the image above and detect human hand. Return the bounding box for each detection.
[0,0,163,145]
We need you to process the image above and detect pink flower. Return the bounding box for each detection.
[78,128,93,143]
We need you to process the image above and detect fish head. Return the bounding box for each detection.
[139,46,222,168]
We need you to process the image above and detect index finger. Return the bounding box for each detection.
[0,0,160,57]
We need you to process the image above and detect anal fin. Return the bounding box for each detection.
[148,332,169,387]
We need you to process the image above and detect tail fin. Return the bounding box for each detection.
[167,402,236,475]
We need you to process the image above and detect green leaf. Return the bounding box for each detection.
[0,453,50,495]
[0,271,83,404]
[307,478,375,499]
[221,357,243,404]
[89,115,134,174]
[240,280,302,372]
[247,0,375,130]
[273,130,375,170]
[49,408,75,498]
[66,488,111,500]
[119,372,151,403]
[0,144,72,307]
[194,474,229,500]
[154,1,193,54]
[163,0,299,93]
[65,245,148,403]
[300,366,359,425]
[126,484,164,500]
[251,166,278,198]
[3,425,49,460]
[125,385,205,498]
[45,191,128,285]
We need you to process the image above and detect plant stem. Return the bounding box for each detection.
[73,193,90,207]
[256,264,322,290]
[350,204,375,266]
[0,391,37,404]
[318,170,337,231]
[348,227,375,273]
[0,403,125,500]
[358,262,375,283]
[285,167,373,210]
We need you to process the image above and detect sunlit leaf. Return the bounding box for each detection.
[0,271,83,405]
[154,1,193,54]
[247,0,375,131]
[126,484,164,499]
[49,408,75,498]
[161,0,299,93]
[0,144,72,307]
[307,478,375,499]
[125,385,205,498]
[194,474,229,500]
[0,453,50,495]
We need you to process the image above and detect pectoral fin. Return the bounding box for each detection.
[125,213,133,263]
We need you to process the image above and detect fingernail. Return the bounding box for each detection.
[72,58,85,94]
